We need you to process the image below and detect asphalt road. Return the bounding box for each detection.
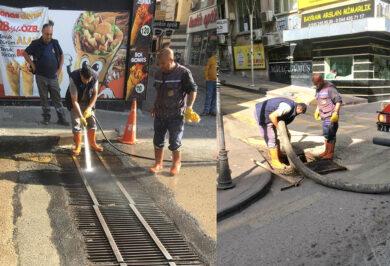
[218,88,390,265]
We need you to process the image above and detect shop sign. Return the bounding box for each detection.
[187,6,217,34]
[302,0,374,28]
[216,19,228,34]
[233,44,266,70]
[153,20,180,29]
[298,0,347,10]
[269,61,312,86]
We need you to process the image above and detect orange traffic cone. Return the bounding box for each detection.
[118,98,137,144]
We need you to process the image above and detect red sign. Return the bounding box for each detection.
[188,7,217,30]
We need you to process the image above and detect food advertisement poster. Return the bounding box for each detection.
[0,6,130,99]
[0,5,48,97]
[233,44,266,70]
[126,0,155,100]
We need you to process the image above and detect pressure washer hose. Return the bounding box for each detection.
[278,121,390,194]
[93,115,215,164]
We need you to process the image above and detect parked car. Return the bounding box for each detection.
[377,100,390,132]
[374,100,390,147]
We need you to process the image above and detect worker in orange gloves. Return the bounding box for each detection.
[150,48,200,176]
[64,63,103,156]
[255,98,307,169]
[312,74,342,160]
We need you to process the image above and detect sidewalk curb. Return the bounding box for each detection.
[217,169,273,220]
[220,81,264,94]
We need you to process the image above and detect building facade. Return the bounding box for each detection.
[185,0,218,66]
[219,0,390,100]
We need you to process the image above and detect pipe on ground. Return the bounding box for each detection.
[278,121,390,194]
[373,137,390,147]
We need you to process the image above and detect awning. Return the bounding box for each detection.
[283,17,390,42]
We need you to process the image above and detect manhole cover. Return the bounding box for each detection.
[305,160,347,175]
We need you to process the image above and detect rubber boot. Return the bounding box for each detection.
[87,129,103,152]
[149,148,164,173]
[170,150,181,176]
[269,147,287,170]
[318,140,329,158]
[72,132,82,156]
[322,141,335,160]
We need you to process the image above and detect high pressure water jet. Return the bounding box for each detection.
[83,127,93,172]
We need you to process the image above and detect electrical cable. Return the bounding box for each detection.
[93,115,215,164]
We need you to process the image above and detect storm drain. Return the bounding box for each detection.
[62,150,204,266]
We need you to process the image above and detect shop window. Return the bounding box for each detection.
[374,56,390,80]
[274,0,298,14]
[190,31,217,65]
[237,0,262,32]
[325,57,353,80]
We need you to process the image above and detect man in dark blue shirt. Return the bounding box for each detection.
[149,48,200,176]
[23,20,69,126]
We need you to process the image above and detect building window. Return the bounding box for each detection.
[374,56,390,80]
[274,0,298,14]
[325,57,353,80]
[237,0,262,32]
[192,0,215,11]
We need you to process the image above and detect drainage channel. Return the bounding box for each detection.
[68,150,204,266]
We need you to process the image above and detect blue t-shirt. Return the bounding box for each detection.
[25,38,62,79]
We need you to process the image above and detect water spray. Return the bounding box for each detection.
[83,126,93,172]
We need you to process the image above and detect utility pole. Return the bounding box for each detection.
[245,0,257,87]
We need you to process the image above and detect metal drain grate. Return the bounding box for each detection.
[60,150,204,265]
[100,206,168,265]
[74,206,117,263]
[137,205,202,263]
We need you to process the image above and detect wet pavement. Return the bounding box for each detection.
[0,81,216,264]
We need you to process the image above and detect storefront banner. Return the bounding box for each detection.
[298,0,347,10]
[233,44,265,70]
[0,5,48,97]
[126,0,155,100]
[301,0,374,28]
[376,0,390,19]
[0,7,130,99]
[187,6,217,34]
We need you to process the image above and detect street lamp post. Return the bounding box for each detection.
[216,43,235,190]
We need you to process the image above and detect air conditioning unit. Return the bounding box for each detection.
[262,32,282,46]
[260,11,274,23]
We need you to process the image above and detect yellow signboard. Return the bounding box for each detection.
[233,44,265,70]
[298,0,346,10]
